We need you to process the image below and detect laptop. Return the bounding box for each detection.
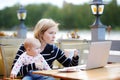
[78,41,112,70]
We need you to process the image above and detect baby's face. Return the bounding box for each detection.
[28,42,41,56]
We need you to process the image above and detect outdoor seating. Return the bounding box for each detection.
[0,45,20,79]
[0,38,24,79]
[108,40,120,63]
[108,51,120,62]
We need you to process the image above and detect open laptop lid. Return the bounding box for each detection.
[85,41,112,70]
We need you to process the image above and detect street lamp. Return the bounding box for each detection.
[17,5,27,38]
[90,0,106,41]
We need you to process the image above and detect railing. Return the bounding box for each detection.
[108,40,120,62]
[57,39,120,64]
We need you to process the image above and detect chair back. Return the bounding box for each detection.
[0,38,24,78]
[0,45,20,78]
[108,40,120,63]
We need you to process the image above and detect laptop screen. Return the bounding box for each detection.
[86,41,112,69]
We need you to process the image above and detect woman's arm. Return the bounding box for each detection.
[12,44,25,67]
[54,45,79,67]
[11,44,36,76]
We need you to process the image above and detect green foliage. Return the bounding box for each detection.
[0,6,19,30]
[102,0,120,29]
[0,0,120,30]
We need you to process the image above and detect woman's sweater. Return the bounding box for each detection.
[12,44,79,76]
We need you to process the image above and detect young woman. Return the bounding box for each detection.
[12,18,79,80]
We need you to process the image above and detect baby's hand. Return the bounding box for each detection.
[74,49,79,57]
[10,73,17,79]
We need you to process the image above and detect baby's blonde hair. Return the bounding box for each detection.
[24,38,40,50]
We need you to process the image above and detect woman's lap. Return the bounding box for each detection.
[22,70,55,80]
[22,75,55,80]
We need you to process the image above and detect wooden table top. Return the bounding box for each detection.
[33,63,120,80]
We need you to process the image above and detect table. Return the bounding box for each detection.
[33,63,120,80]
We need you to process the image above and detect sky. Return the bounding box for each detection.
[0,0,120,10]
[0,0,89,10]
[0,0,117,10]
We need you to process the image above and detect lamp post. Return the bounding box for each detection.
[17,6,27,38]
[90,0,106,41]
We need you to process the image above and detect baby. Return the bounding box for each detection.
[10,38,51,79]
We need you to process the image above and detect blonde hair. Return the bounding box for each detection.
[24,38,40,50]
[34,18,59,42]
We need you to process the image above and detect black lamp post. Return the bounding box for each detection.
[90,0,106,41]
[17,6,27,38]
